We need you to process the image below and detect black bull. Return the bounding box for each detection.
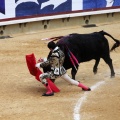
[43,30,120,80]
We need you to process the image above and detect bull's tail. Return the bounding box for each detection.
[100,30,120,51]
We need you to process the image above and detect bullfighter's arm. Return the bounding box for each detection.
[35,58,50,68]
[40,60,50,68]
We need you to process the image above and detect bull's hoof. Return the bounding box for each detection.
[82,88,91,91]
[111,73,115,78]
[42,92,54,96]
[111,75,115,78]
[93,68,97,74]
[94,72,97,74]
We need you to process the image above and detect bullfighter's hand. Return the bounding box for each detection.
[35,63,41,68]
[37,58,47,63]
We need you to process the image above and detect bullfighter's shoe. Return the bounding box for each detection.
[42,92,54,96]
[78,83,91,91]
[82,88,91,91]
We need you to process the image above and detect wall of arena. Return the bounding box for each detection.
[0,1,120,36]
[0,12,120,36]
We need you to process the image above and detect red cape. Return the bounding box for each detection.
[25,53,60,92]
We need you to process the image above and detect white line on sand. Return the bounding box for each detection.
[73,81,105,120]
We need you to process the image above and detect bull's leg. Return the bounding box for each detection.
[93,58,100,74]
[71,66,78,79]
[102,56,115,77]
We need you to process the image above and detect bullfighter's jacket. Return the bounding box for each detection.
[40,46,66,77]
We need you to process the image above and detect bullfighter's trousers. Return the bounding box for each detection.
[39,72,88,90]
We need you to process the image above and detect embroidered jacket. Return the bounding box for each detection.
[40,46,66,76]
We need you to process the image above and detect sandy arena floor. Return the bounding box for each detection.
[0,22,120,120]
